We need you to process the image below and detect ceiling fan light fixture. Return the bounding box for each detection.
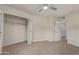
[38,4,57,12]
[43,6,48,10]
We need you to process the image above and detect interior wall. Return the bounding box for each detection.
[48,16,56,41]
[66,11,79,47]
[32,15,55,42]
[3,14,27,46]
[32,15,49,42]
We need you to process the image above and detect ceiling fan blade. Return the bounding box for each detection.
[38,8,43,12]
[38,4,44,12]
[49,7,57,11]
[43,4,48,6]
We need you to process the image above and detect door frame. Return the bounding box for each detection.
[3,13,32,45]
[0,11,4,54]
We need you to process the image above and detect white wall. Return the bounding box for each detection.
[48,16,56,41]
[32,15,49,42]
[3,14,27,46]
[66,11,79,47]
[32,15,56,42]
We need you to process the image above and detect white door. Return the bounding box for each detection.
[0,11,4,54]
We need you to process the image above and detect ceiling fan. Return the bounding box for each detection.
[39,4,57,12]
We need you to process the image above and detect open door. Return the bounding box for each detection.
[0,11,4,54]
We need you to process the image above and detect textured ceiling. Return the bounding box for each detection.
[5,4,79,17]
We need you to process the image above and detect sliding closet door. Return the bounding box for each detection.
[0,11,4,54]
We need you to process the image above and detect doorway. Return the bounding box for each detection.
[55,19,67,42]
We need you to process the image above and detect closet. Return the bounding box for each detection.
[3,14,28,46]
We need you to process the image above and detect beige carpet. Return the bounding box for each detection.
[2,41,79,55]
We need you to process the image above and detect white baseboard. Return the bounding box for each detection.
[32,39,61,42]
[3,40,26,47]
[32,39,48,42]
[47,39,54,41]
[67,40,79,47]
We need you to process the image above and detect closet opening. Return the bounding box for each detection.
[3,13,30,47]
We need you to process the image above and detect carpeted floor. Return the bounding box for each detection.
[2,40,79,55]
